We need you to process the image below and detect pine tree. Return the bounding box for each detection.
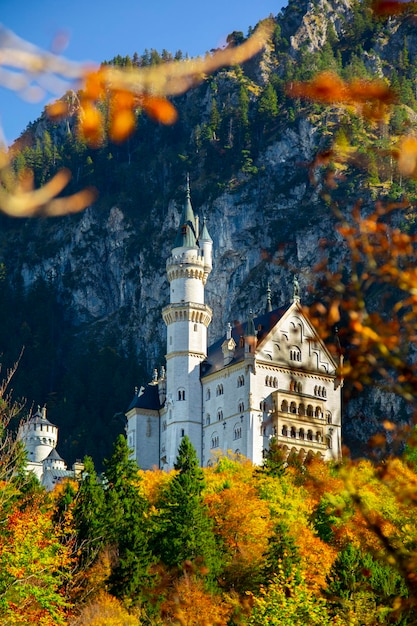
[154,436,220,584]
[72,456,106,568]
[103,435,152,602]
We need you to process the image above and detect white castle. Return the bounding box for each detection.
[18,406,83,490]
[127,182,342,470]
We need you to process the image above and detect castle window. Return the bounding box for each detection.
[181,429,185,438]
[260,401,267,412]
[307,404,314,417]
[290,401,297,414]
[233,425,242,440]
[326,412,332,424]
[315,406,322,418]
[290,427,296,438]
[211,433,219,448]
[178,389,185,401]
[307,429,313,441]
[206,414,211,425]
[290,346,301,362]
[299,428,305,440]
[326,435,332,449]
[281,400,288,413]
[194,323,198,331]
[282,425,288,437]
[217,410,223,421]
[237,375,245,387]
[238,401,244,413]
[206,388,211,400]
[216,384,224,396]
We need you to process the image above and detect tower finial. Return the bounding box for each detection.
[266,281,272,313]
[186,172,190,199]
[293,275,300,303]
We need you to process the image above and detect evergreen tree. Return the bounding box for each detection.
[72,456,106,568]
[103,435,152,602]
[154,436,220,584]
[262,521,300,581]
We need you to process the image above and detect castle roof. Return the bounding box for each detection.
[45,448,64,462]
[127,383,161,412]
[202,305,289,376]
[28,406,56,428]
[173,180,198,249]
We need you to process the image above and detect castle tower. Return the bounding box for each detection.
[161,179,212,467]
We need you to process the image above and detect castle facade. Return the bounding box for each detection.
[126,185,342,470]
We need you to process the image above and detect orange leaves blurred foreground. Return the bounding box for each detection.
[50,20,273,147]
[287,71,396,121]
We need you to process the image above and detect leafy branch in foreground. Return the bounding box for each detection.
[0,20,273,217]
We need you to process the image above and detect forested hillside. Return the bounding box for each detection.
[2,0,417,464]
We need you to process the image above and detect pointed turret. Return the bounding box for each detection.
[199,216,213,275]
[173,175,198,250]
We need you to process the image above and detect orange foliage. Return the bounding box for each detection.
[160,574,232,626]
[69,590,138,625]
[286,71,396,120]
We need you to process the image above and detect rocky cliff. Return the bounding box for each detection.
[3,0,417,463]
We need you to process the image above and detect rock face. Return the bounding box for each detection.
[4,0,417,460]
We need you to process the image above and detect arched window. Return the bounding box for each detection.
[299,428,305,440]
[307,429,313,441]
[315,406,321,418]
[307,404,314,417]
[290,401,297,414]
[206,388,211,400]
[237,375,245,387]
[327,435,332,449]
[233,425,242,440]
[326,412,332,424]
[282,425,288,437]
[290,426,297,438]
[216,384,224,396]
[206,414,211,425]
[211,433,219,448]
[281,400,288,413]
[217,410,223,421]
[238,401,244,413]
[178,389,185,401]
[296,382,302,393]
[316,432,322,442]
[273,377,278,388]
[290,346,301,362]
[260,400,267,412]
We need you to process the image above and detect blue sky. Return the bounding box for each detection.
[0,0,287,144]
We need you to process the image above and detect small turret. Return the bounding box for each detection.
[221,323,236,365]
[199,216,213,275]
[265,282,272,313]
[245,310,257,353]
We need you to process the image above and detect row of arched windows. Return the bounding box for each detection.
[280,425,323,442]
[289,380,302,393]
[314,385,327,398]
[265,376,278,387]
[289,346,301,362]
[280,400,330,421]
[233,425,242,440]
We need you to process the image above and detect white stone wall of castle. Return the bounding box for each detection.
[23,422,58,463]
[127,410,160,470]
[167,319,208,355]
[170,276,205,304]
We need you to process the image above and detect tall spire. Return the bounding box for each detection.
[266,282,272,313]
[173,175,197,248]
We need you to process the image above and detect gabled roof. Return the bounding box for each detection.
[202,305,289,377]
[127,383,161,412]
[45,448,64,462]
